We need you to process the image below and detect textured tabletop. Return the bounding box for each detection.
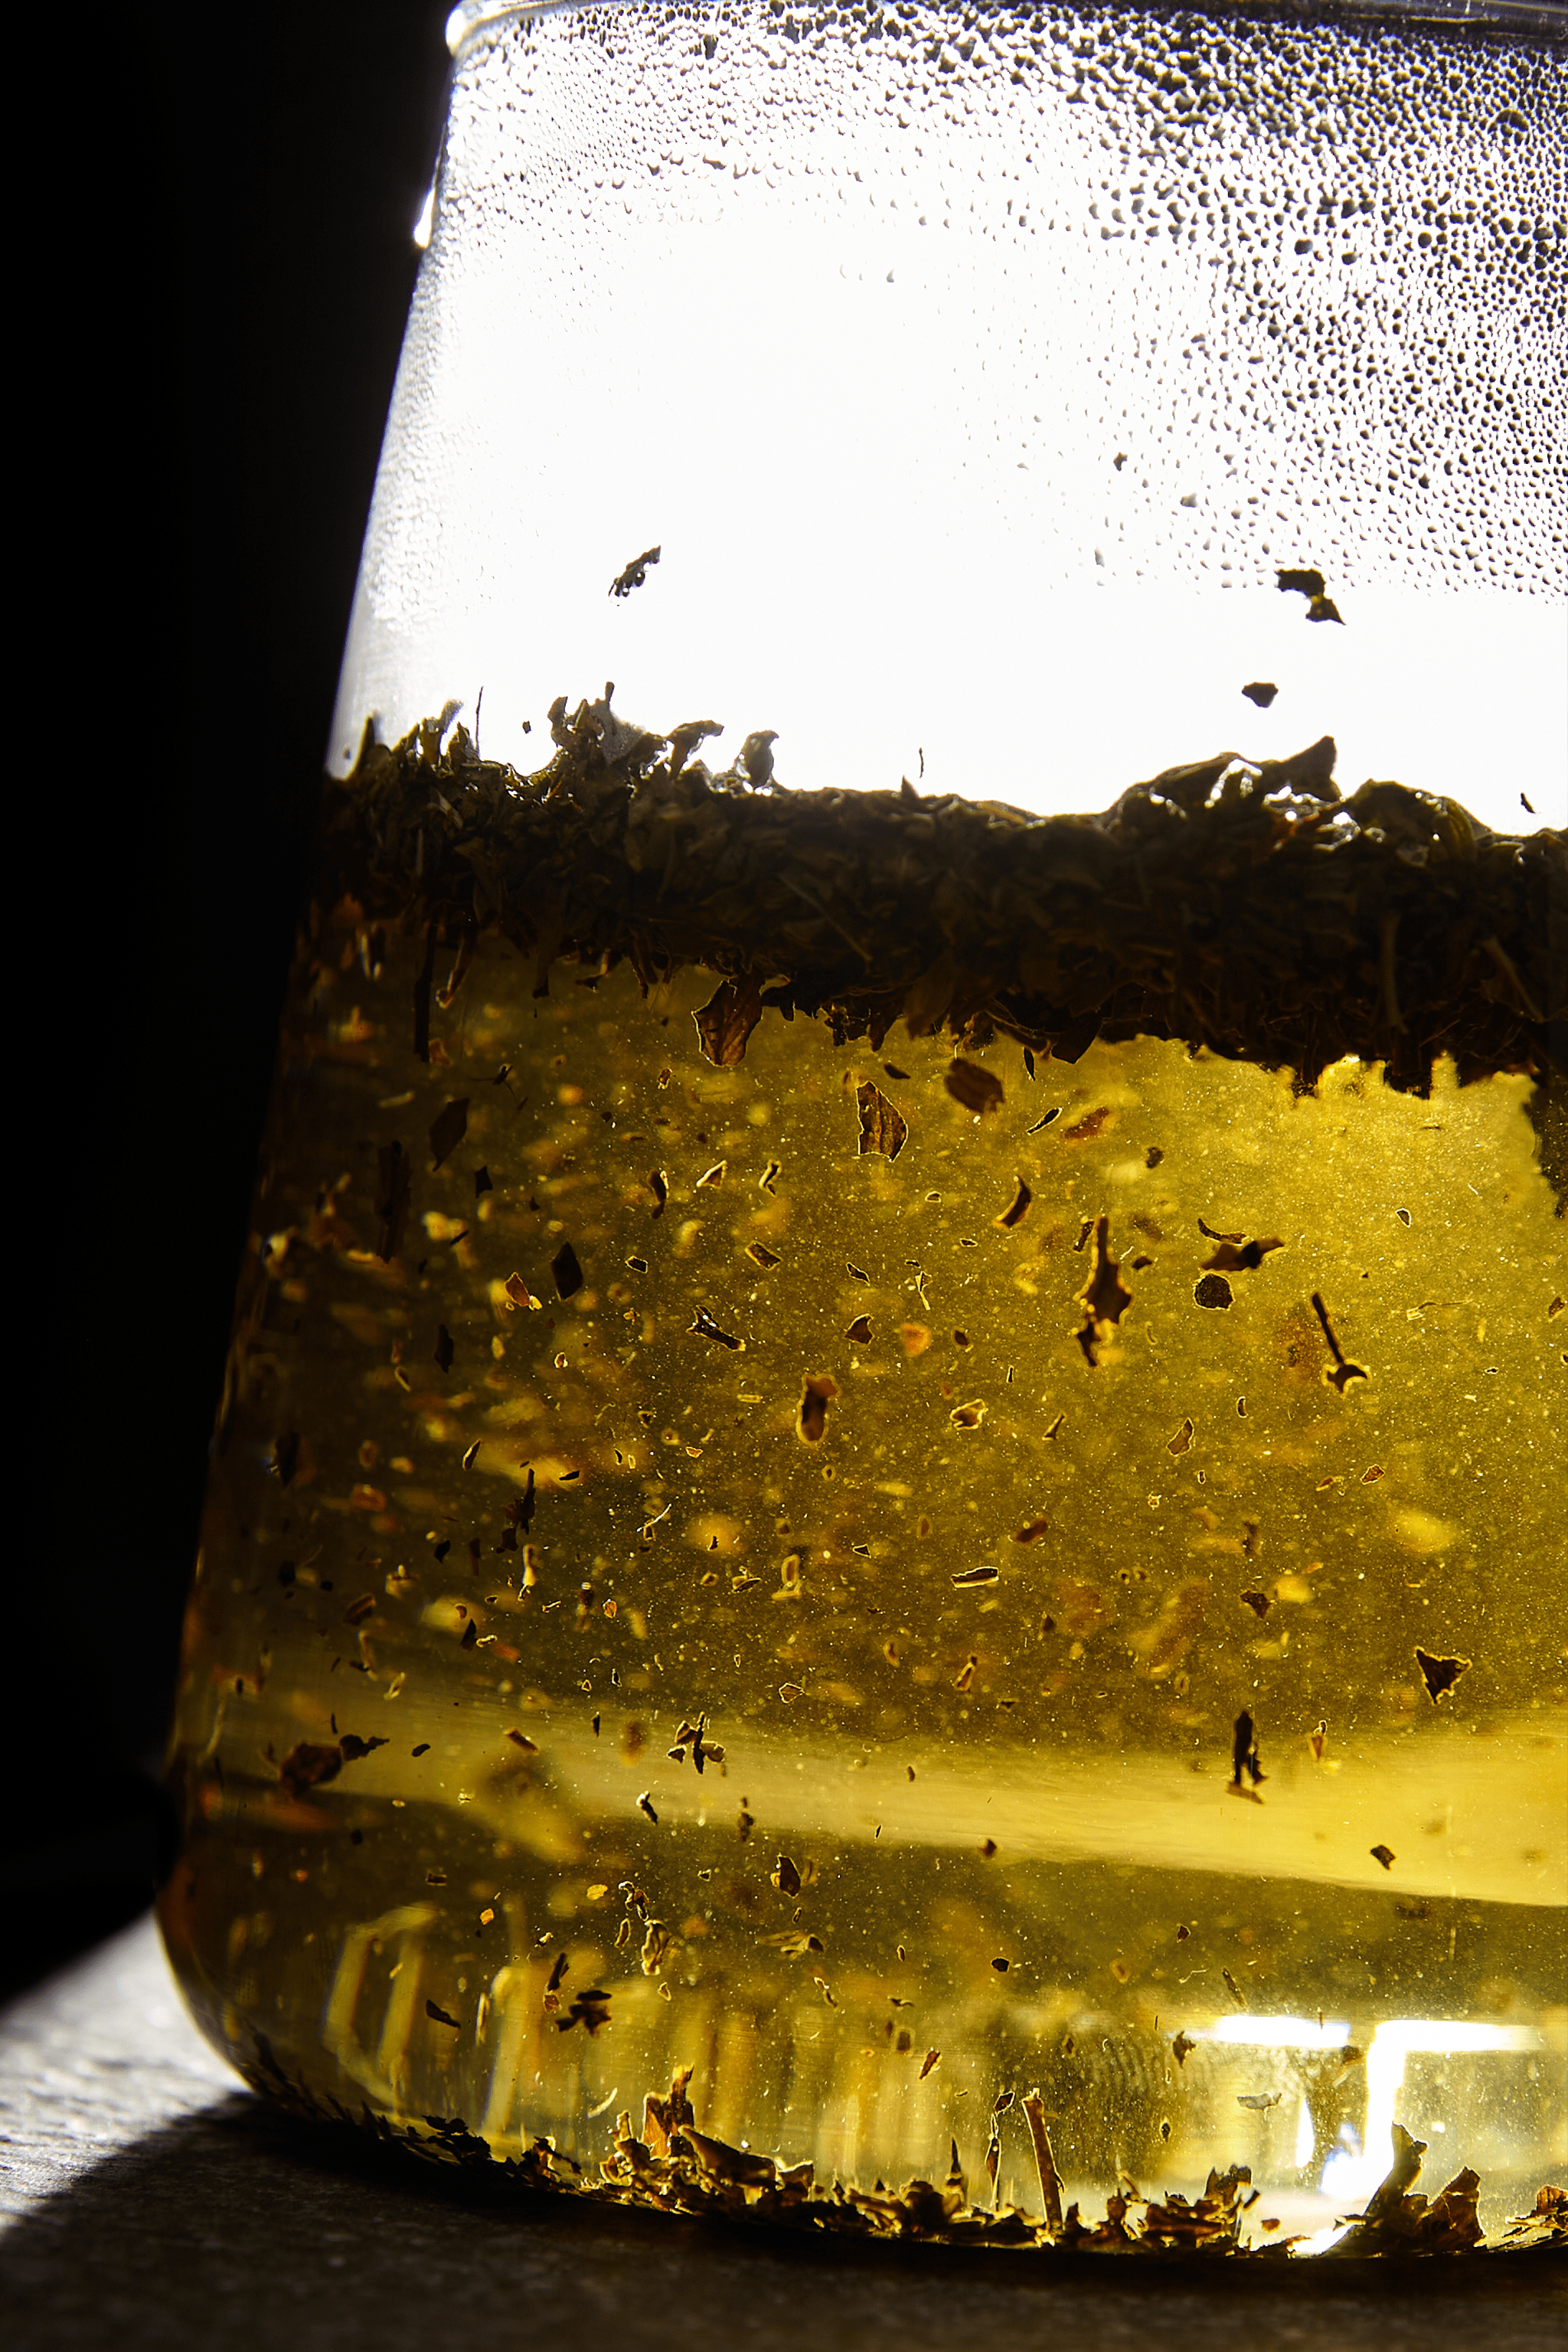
[2,1915,1562,2351]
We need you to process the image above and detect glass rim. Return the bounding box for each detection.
[446,0,1568,59]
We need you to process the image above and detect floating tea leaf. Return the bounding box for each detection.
[428,1097,469,1170]
[1201,1236,1284,1273]
[945,1059,1004,1116]
[609,544,661,598]
[797,1374,838,1442]
[551,1241,584,1298]
[856,1081,909,1160]
[694,975,763,1068]
[1075,1214,1134,1364]
[1416,1648,1472,1704]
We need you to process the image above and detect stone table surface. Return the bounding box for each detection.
[2,1915,1563,2351]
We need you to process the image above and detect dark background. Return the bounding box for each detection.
[15,3,453,2000]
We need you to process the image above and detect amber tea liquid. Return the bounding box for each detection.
[162,907,1566,2236]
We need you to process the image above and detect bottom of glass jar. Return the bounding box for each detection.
[159,1787,1566,2259]
[167,2018,1568,2259]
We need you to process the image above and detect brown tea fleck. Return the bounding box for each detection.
[425,2001,460,2029]
[856,1081,909,1161]
[747,1242,782,1269]
[1074,1215,1134,1366]
[550,1241,585,1298]
[945,1059,1004,1116]
[665,718,724,782]
[1171,2031,1197,2066]
[559,1987,613,2037]
[1276,563,1331,604]
[952,1564,1000,1587]
[1415,1648,1472,1704]
[335,1733,387,1762]
[1312,1292,1369,1393]
[693,975,765,1070]
[955,1655,978,1692]
[1240,1588,1271,1619]
[846,1315,873,1344]
[1200,1234,1284,1274]
[433,1324,455,1374]
[637,1792,659,1823]
[342,1593,377,1625]
[428,1098,469,1171]
[797,1374,838,1443]
[1229,1710,1266,1797]
[764,1929,825,1960]
[1013,1517,1050,1545]
[920,2049,942,2079]
[1371,1844,1396,1871]
[609,544,661,598]
[507,1729,539,1752]
[949,1401,987,1430]
[689,1308,744,1351]
[994,1177,1033,1230]
[1167,1418,1195,1456]
[1194,1274,1234,1311]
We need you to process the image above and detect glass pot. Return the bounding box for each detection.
[160,0,1566,2256]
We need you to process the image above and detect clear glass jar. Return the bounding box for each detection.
[160,0,1566,2257]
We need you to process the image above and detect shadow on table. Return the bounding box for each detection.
[2,2092,1563,2352]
